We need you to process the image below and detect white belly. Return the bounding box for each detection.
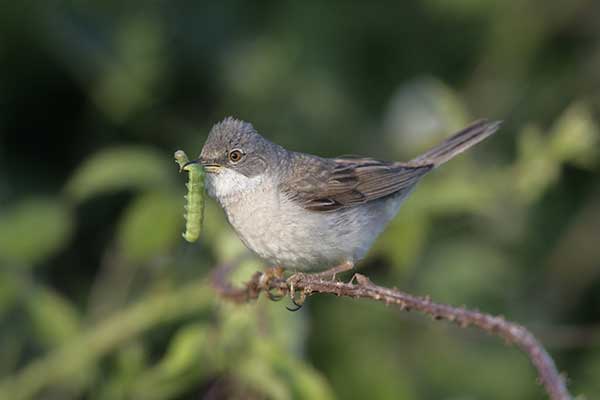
[206,169,408,271]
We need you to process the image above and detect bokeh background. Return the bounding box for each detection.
[1,1,600,399]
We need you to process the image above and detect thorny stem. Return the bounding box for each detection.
[211,264,572,400]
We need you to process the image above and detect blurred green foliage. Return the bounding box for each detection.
[1,1,600,399]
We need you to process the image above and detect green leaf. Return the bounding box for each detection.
[65,147,172,203]
[158,323,209,376]
[91,17,166,122]
[549,102,599,168]
[577,349,600,395]
[0,198,73,265]
[125,322,211,399]
[423,0,498,17]
[25,288,81,347]
[237,356,292,400]
[0,271,19,317]
[514,124,559,202]
[0,280,212,400]
[256,343,336,400]
[95,343,148,400]
[117,191,182,263]
[371,207,429,275]
[417,239,516,307]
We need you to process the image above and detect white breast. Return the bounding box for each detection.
[206,168,408,271]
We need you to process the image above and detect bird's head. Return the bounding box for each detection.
[194,117,277,201]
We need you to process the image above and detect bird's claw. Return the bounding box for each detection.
[266,289,285,301]
[258,266,285,302]
[286,294,305,311]
[286,273,307,311]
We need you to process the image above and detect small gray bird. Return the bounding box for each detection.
[193,117,500,277]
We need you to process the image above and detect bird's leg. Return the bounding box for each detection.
[348,273,372,286]
[258,266,285,301]
[308,261,354,281]
[285,261,354,311]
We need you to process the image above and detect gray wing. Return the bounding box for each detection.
[280,153,432,212]
[280,120,499,212]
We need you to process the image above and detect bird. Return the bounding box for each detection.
[190,117,500,290]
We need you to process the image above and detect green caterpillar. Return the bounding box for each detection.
[174,150,205,242]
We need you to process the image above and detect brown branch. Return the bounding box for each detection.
[211,265,573,400]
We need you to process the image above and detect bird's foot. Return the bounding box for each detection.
[286,272,307,311]
[258,266,286,301]
[284,262,354,311]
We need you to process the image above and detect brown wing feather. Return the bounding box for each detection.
[280,119,500,212]
[280,154,432,212]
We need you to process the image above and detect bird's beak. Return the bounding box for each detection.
[189,158,222,173]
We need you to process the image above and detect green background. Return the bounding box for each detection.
[1,1,599,399]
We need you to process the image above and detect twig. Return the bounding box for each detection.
[211,266,573,400]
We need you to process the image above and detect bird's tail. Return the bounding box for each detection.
[409,120,501,167]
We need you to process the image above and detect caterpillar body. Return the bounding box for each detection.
[174,150,205,242]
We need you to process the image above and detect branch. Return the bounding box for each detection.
[211,265,573,400]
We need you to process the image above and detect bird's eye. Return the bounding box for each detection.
[228,149,244,163]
